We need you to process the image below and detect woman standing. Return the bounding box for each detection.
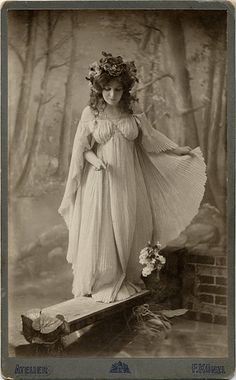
[59,52,206,303]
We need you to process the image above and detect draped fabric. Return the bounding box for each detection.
[58,111,94,229]
[58,106,206,303]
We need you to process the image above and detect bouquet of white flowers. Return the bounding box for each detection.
[139,241,166,277]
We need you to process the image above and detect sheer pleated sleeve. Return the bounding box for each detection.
[134,112,178,153]
[58,107,94,228]
[135,112,207,247]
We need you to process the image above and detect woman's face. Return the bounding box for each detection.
[102,79,123,106]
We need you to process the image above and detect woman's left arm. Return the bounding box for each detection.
[135,113,197,157]
[172,146,194,156]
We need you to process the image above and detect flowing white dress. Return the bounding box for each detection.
[58,106,206,303]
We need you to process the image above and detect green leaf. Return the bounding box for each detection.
[40,319,63,334]
[32,313,63,334]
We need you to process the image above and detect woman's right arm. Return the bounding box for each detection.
[80,106,106,171]
[84,150,107,170]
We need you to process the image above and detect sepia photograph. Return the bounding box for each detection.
[2,2,235,379]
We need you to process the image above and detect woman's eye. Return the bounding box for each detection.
[104,87,122,92]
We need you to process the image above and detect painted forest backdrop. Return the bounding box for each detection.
[8,10,228,349]
[9,10,227,212]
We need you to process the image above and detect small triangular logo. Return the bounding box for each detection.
[110,361,131,373]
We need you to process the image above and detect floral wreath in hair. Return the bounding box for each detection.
[86,51,139,92]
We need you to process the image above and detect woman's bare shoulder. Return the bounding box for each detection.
[80,105,95,122]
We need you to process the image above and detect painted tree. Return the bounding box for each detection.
[118,12,173,124]
[19,13,64,189]
[164,13,199,148]
[135,15,177,139]
[136,16,166,122]
[57,12,80,178]
[116,12,186,144]
[202,15,227,214]
[9,11,38,191]
[11,11,72,193]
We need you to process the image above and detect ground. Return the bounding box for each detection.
[10,296,228,357]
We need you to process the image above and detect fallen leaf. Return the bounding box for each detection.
[161,309,188,318]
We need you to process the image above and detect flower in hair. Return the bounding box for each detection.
[86,51,138,90]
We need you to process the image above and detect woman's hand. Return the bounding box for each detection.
[84,150,107,170]
[94,158,107,171]
[173,146,193,156]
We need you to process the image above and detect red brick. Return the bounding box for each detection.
[216,277,227,285]
[188,255,215,265]
[199,275,214,284]
[199,312,213,323]
[198,285,227,295]
[215,257,227,266]
[214,315,227,325]
[215,296,227,306]
[200,294,214,303]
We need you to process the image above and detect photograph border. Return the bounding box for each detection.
[1,1,235,379]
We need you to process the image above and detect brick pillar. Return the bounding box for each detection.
[182,251,227,324]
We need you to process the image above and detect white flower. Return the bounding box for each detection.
[139,250,149,264]
[159,255,166,264]
[142,266,153,277]
[140,247,149,255]
[139,256,148,265]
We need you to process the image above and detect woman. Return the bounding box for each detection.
[58,52,206,303]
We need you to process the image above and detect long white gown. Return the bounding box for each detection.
[58,106,206,303]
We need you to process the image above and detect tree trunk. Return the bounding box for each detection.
[16,11,54,191]
[201,36,218,160]
[148,31,161,123]
[216,75,226,191]
[57,12,80,178]
[207,36,226,214]
[165,15,199,148]
[9,11,37,191]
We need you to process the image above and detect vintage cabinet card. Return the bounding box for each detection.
[1,1,235,379]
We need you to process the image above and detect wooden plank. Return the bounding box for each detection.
[42,290,150,331]
[20,290,151,349]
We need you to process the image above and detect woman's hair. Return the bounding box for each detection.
[86,52,139,116]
